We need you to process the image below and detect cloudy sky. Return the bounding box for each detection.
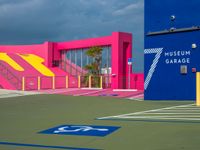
[0,0,144,72]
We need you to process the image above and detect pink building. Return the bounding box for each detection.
[0,32,144,91]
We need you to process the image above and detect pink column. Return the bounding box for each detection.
[111,32,132,89]
[43,42,60,67]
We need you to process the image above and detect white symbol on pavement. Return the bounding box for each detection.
[53,126,109,133]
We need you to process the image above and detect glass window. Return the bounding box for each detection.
[71,50,76,64]
[63,46,111,75]
[102,47,107,68]
[66,51,71,60]
[76,50,82,67]
[65,50,72,74]
[108,46,111,67]
[82,48,88,68]
[101,46,111,68]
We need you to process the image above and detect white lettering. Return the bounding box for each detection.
[164,50,191,65]
[185,51,190,55]
[164,50,191,57]
[181,51,185,56]
[165,52,169,56]
[174,59,177,63]
[182,58,186,63]
[165,58,190,64]
[187,58,190,63]
[177,51,180,56]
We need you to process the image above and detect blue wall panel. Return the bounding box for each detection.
[145,0,200,100]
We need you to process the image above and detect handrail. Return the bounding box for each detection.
[59,60,88,75]
[0,61,22,90]
[67,59,87,74]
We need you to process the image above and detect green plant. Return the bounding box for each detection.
[84,46,103,87]
[85,46,102,75]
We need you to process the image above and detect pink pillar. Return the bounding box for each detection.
[44,42,60,67]
[43,42,51,67]
[111,32,132,89]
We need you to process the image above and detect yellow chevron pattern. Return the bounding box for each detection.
[18,54,54,77]
[0,53,24,71]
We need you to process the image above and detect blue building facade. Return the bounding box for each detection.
[145,0,200,100]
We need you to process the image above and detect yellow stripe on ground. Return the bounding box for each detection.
[18,54,54,77]
[0,53,24,71]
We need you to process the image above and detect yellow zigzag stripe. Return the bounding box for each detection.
[18,54,54,77]
[0,53,24,71]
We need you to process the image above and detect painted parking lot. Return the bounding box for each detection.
[0,93,200,150]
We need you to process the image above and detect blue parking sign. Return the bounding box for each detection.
[39,125,120,137]
[128,58,133,65]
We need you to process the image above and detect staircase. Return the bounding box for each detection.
[0,61,22,90]
[0,53,90,90]
[59,60,88,76]
[59,60,90,88]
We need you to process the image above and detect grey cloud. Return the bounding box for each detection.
[0,0,144,72]
[112,1,144,16]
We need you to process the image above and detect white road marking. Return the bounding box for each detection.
[119,116,200,121]
[120,116,200,118]
[128,94,144,99]
[98,104,194,120]
[46,88,79,94]
[98,103,200,122]
[157,110,200,112]
[142,113,200,115]
[166,108,200,110]
[74,89,106,96]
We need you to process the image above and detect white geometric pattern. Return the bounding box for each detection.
[144,48,163,90]
[97,104,200,122]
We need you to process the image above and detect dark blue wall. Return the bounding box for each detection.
[145,0,200,100]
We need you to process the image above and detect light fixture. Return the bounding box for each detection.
[192,43,197,49]
[170,15,176,21]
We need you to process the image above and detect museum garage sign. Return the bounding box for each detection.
[164,50,191,64]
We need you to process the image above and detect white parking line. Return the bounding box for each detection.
[74,89,106,96]
[120,115,200,118]
[97,103,194,120]
[143,113,200,115]
[167,108,200,110]
[119,116,200,121]
[128,94,144,99]
[41,88,79,94]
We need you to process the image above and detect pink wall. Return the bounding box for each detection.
[131,73,144,90]
[111,32,132,89]
[0,42,52,67]
[56,32,135,89]
[0,74,15,90]
[0,32,144,90]
[57,36,112,50]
